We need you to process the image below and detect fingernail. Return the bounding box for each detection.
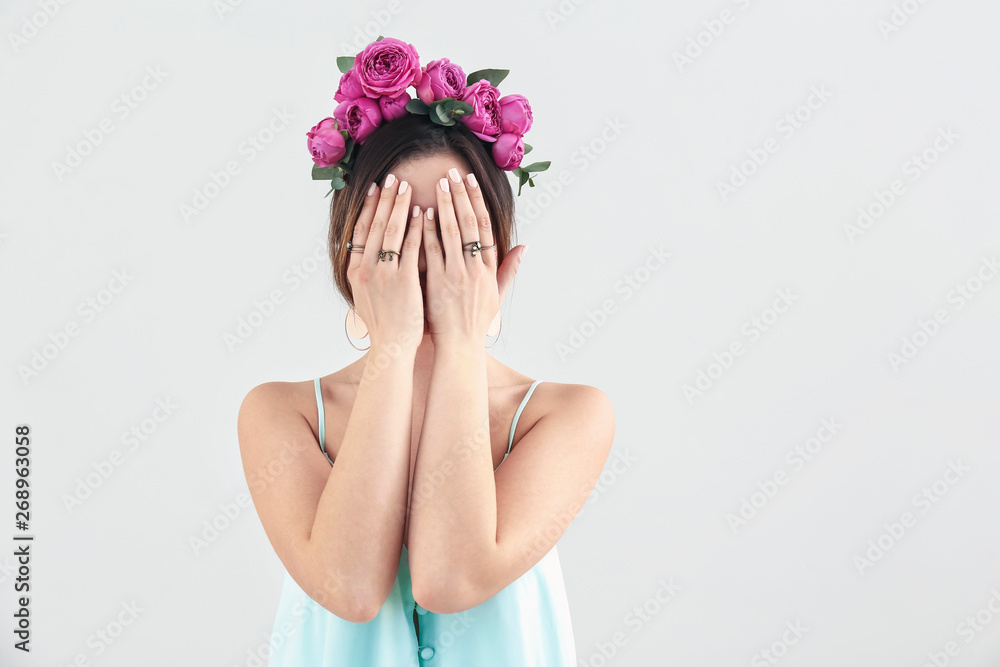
[522,245,530,259]
[448,167,461,183]
[439,177,449,193]
[367,182,376,196]
[385,173,396,187]
[412,204,420,217]
[398,180,408,194]
[466,173,478,188]
[427,207,434,220]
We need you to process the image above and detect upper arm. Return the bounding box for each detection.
[237,382,372,622]
[466,384,615,606]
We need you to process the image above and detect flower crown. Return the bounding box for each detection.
[306,35,550,198]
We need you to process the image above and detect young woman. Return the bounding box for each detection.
[237,37,615,665]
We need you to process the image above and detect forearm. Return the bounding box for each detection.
[308,345,415,616]
[408,340,496,594]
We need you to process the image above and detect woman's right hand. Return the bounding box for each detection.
[346,173,426,352]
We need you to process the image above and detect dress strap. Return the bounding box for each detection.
[495,380,542,473]
[314,378,333,466]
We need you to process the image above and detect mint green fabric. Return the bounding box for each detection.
[266,379,576,665]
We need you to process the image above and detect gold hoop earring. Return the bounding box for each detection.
[345,306,370,351]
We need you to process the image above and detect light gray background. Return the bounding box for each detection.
[3,0,1000,665]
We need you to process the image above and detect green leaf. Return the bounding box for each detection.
[430,102,455,126]
[521,161,550,173]
[516,169,530,196]
[342,137,356,164]
[436,99,473,120]
[330,174,346,189]
[337,56,354,74]
[325,186,334,198]
[522,143,533,155]
[451,100,473,116]
[312,164,340,180]
[466,68,509,88]
[376,35,384,41]
[405,98,430,114]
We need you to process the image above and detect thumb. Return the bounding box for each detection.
[496,244,528,306]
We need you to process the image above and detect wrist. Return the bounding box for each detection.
[366,338,419,363]
[430,335,485,358]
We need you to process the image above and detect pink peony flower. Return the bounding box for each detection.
[415,58,466,105]
[334,69,364,104]
[306,117,346,167]
[459,79,503,142]
[334,97,383,144]
[492,132,524,171]
[352,37,423,98]
[379,90,411,121]
[498,94,532,135]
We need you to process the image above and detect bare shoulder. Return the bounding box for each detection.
[236,379,322,459]
[237,381,307,431]
[536,381,614,428]
[521,381,615,458]
[237,372,358,457]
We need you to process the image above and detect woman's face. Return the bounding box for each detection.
[390,152,475,278]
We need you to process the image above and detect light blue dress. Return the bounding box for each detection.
[266,379,577,665]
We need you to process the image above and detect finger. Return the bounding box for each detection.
[348,180,381,280]
[364,173,400,266]
[436,175,463,269]
[464,171,495,270]
[444,167,480,268]
[381,179,411,265]
[400,201,423,272]
[423,206,445,280]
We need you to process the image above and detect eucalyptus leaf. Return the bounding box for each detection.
[431,102,455,126]
[312,164,340,180]
[523,143,533,155]
[405,99,430,114]
[337,56,354,74]
[331,174,346,189]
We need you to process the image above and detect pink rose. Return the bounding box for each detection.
[334,97,383,144]
[352,37,423,98]
[492,132,524,171]
[415,58,467,105]
[379,90,411,122]
[334,70,364,104]
[498,94,532,135]
[306,117,346,167]
[459,79,503,142]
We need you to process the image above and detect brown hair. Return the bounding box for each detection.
[327,113,516,308]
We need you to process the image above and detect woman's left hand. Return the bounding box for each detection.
[423,166,526,343]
